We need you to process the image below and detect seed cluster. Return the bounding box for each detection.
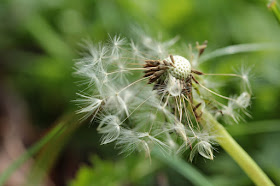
[167,55,191,80]
[143,57,174,84]
[143,55,192,85]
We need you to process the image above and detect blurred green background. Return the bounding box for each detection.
[1,0,280,185]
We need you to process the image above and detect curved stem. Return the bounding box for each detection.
[201,111,274,186]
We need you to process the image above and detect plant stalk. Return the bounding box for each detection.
[201,111,275,186]
[268,0,280,24]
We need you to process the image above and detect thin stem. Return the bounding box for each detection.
[182,94,200,130]
[197,82,236,101]
[117,77,149,94]
[120,95,153,124]
[106,68,146,75]
[200,110,275,186]
[203,73,243,78]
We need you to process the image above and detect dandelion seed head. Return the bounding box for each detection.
[74,33,252,161]
[166,55,191,80]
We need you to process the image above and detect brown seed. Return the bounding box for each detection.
[144,60,160,66]
[153,70,165,77]
[191,69,204,75]
[144,66,160,72]
[193,103,202,111]
[191,75,199,84]
[170,55,175,64]
[148,75,160,84]
[144,71,155,77]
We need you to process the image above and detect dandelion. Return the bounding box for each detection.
[74,33,252,161]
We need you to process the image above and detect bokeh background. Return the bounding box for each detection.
[1,0,280,185]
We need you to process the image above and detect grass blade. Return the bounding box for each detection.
[0,115,68,186]
[152,149,213,186]
[227,120,280,136]
[24,114,81,186]
[200,43,280,63]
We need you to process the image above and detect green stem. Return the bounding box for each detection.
[268,0,280,24]
[201,111,274,186]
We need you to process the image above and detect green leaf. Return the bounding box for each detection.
[69,155,159,186]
